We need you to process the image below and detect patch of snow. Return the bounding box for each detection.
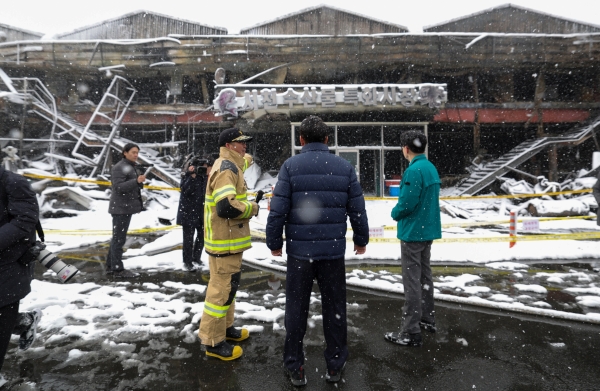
[488,294,514,302]
[514,284,547,294]
[576,296,600,307]
[485,262,528,270]
[531,301,552,308]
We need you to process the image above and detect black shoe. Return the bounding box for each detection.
[284,365,307,387]
[113,269,139,278]
[226,326,249,342]
[183,264,197,272]
[205,341,243,361]
[19,309,42,351]
[384,331,423,347]
[325,362,345,383]
[419,321,437,333]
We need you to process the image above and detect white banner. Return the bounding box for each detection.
[214,83,448,117]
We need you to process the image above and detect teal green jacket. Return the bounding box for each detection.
[391,154,442,242]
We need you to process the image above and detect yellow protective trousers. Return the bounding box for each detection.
[199,253,243,346]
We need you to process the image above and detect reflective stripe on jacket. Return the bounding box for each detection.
[204,147,258,255]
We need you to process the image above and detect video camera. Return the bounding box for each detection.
[190,157,209,176]
[19,241,79,283]
[182,155,210,177]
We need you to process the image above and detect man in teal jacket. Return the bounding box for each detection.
[385,130,441,347]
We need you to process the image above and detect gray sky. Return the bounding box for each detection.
[1,0,599,37]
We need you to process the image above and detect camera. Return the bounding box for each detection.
[181,155,209,177]
[24,241,79,283]
[189,157,209,176]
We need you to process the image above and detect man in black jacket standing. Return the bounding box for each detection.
[266,116,369,386]
[106,143,146,278]
[176,155,214,271]
[0,166,42,382]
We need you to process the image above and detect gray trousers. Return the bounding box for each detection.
[401,240,435,334]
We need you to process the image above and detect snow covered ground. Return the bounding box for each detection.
[30,177,600,332]
[3,173,600,388]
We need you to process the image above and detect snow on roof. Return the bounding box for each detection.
[55,10,227,38]
[239,4,407,33]
[0,22,44,37]
[423,3,600,31]
[3,31,600,50]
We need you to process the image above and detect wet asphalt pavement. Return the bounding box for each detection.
[2,254,600,391]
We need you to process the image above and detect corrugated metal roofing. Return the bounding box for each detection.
[0,22,44,42]
[240,4,407,35]
[56,10,227,40]
[424,3,600,34]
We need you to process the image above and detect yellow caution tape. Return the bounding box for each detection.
[23,173,112,186]
[21,173,594,201]
[44,225,181,236]
[347,215,595,232]
[365,188,592,201]
[251,229,266,239]
[355,231,600,244]
[442,215,595,228]
[22,173,179,191]
[440,189,592,200]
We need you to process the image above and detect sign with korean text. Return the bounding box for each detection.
[214,83,448,117]
[521,219,540,232]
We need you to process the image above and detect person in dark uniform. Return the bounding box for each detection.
[106,143,146,278]
[176,155,214,271]
[0,166,43,383]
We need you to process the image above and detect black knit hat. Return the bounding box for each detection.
[400,130,427,153]
[218,128,253,147]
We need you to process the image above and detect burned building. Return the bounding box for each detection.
[0,4,599,195]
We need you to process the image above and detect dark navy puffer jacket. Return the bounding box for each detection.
[266,142,369,260]
[0,167,38,307]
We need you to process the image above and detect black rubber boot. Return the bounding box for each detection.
[225,326,249,342]
[205,341,243,361]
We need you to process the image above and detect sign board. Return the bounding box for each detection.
[521,219,539,232]
[369,227,385,238]
[214,83,448,117]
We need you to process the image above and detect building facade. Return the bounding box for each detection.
[0,4,599,194]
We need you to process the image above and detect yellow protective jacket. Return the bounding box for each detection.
[204,147,258,256]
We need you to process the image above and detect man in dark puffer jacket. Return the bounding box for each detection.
[266,115,369,386]
[0,167,40,378]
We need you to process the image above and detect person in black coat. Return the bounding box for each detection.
[266,115,369,386]
[0,166,41,375]
[176,155,214,271]
[593,169,600,226]
[106,143,146,278]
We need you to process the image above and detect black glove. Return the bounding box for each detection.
[255,190,264,203]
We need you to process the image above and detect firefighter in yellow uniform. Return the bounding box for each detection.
[199,128,259,361]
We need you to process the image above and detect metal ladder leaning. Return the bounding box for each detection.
[0,68,182,187]
[452,117,600,196]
